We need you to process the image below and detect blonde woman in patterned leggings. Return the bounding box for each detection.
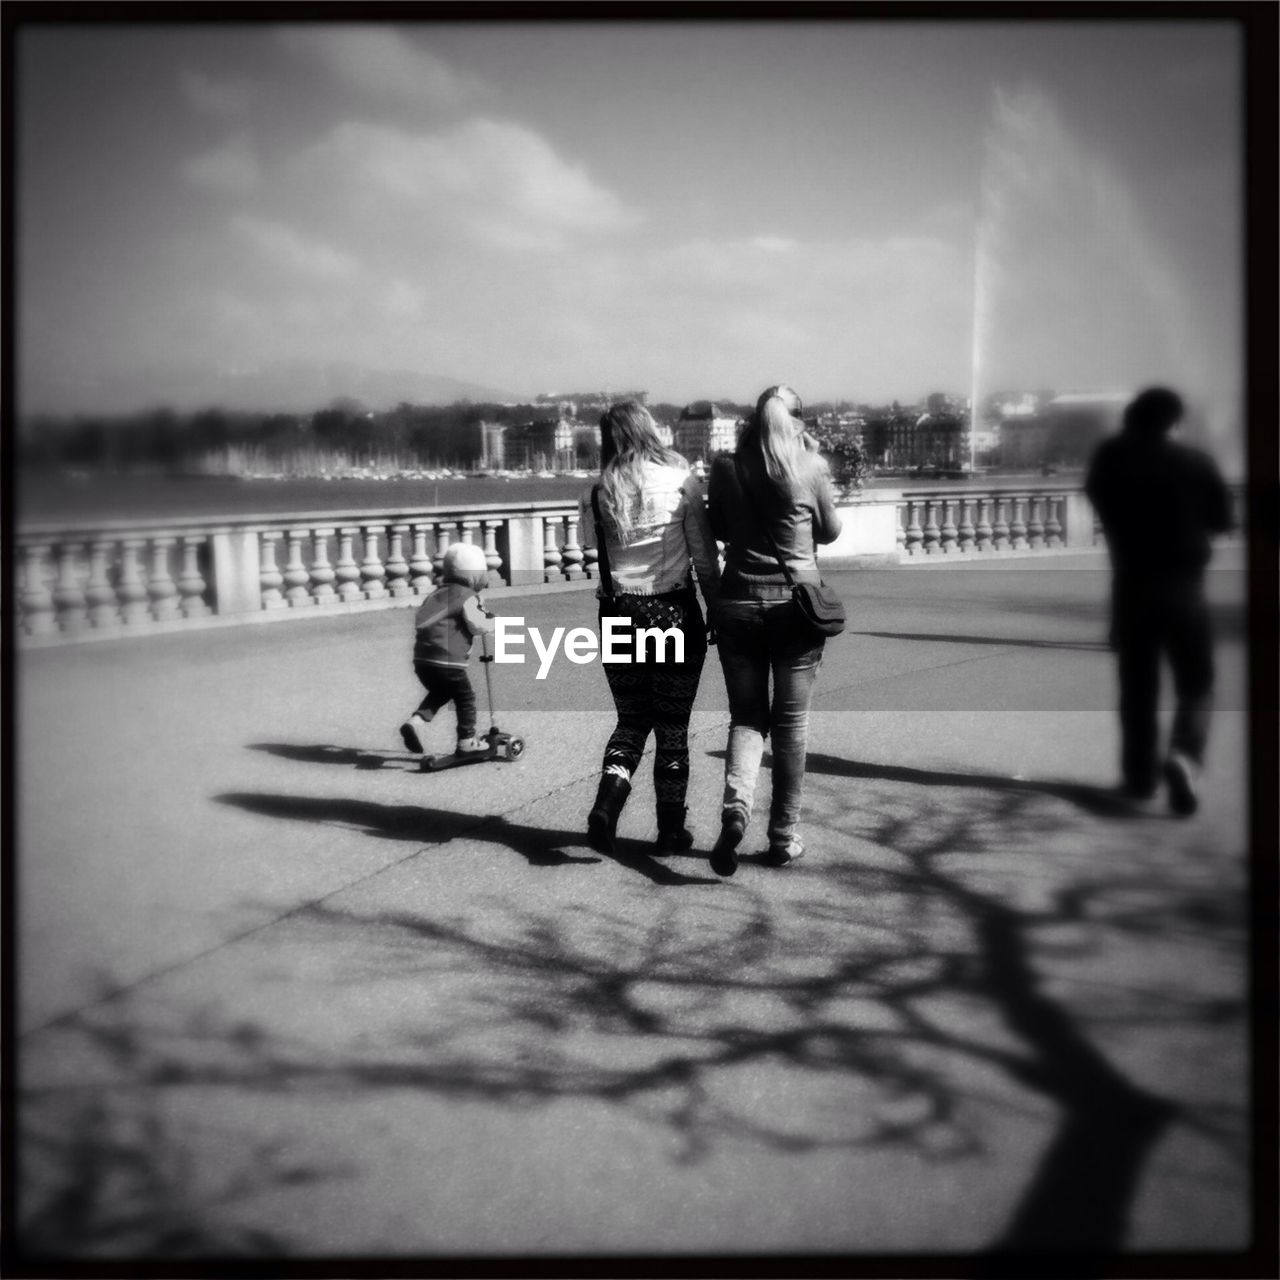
[578,401,721,854]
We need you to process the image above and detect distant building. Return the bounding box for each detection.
[999,392,1127,470]
[478,421,505,469]
[861,400,975,470]
[912,412,966,469]
[674,401,741,463]
[999,415,1051,470]
[816,410,866,444]
[483,416,587,471]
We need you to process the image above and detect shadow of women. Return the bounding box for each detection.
[214,791,719,884]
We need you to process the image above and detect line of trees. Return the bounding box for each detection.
[16,396,878,477]
[17,400,569,476]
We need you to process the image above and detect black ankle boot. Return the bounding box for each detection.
[710,811,746,877]
[653,802,694,855]
[587,774,631,854]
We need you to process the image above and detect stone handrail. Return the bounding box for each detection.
[15,499,594,642]
[15,482,1245,642]
[891,485,1092,556]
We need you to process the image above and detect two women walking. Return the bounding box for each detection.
[581,386,842,875]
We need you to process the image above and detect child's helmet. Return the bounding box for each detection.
[442,542,488,583]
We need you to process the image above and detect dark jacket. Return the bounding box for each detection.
[413,583,487,666]
[708,451,842,597]
[1085,431,1232,581]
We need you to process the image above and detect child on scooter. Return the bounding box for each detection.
[399,542,496,757]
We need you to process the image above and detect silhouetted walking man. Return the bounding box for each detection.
[1085,387,1232,815]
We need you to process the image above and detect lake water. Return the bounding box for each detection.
[16,469,1083,526]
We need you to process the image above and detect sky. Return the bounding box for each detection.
[15,17,1243,435]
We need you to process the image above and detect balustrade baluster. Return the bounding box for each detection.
[51,541,88,632]
[922,500,941,555]
[360,525,388,599]
[410,523,435,593]
[20,543,57,636]
[957,499,975,553]
[85,539,121,628]
[939,500,958,554]
[176,536,210,617]
[148,538,181,621]
[1026,497,1045,549]
[309,528,336,604]
[543,517,566,582]
[259,532,286,610]
[482,520,504,586]
[335,527,362,601]
[562,513,585,579]
[284,529,313,607]
[904,502,923,556]
[992,497,1010,550]
[118,539,151,624]
[1009,496,1028,550]
[1045,496,1063,547]
[975,499,993,552]
[385,525,412,597]
[433,522,456,577]
[895,506,907,556]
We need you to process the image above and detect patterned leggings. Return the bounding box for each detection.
[598,590,708,805]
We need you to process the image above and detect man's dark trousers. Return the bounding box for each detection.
[1112,572,1214,795]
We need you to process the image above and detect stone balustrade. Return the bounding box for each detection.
[15,500,599,642]
[15,482,1244,642]
[893,488,1090,557]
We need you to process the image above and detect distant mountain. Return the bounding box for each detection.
[20,359,521,418]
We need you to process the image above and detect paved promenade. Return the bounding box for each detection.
[14,551,1252,1264]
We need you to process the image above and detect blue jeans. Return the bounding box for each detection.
[715,598,825,847]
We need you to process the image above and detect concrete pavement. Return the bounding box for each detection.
[13,551,1252,1262]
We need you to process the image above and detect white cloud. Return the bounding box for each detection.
[179,68,255,120]
[231,215,360,280]
[750,235,798,253]
[297,118,636,251]
[183,138,261,194]
[278,26,487,110]
[383,279,426,317]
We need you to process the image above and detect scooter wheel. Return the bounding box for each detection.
[507,737,525,760]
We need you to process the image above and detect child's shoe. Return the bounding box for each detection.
[400,715,429,753]
[455,736,490,756]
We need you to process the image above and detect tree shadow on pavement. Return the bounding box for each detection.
[213,790,718,884]
[16,989,343,1261]
[20,775,1246,1261]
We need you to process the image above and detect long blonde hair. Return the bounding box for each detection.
[736,384,807,507]
[597,401,686,540]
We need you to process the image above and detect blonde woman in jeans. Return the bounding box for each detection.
[706,385,842,875]
[579,402,721,855]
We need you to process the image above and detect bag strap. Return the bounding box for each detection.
[590,485,616,596]
[734,455,797,588]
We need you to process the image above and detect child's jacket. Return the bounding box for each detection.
[413,583,495,666]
